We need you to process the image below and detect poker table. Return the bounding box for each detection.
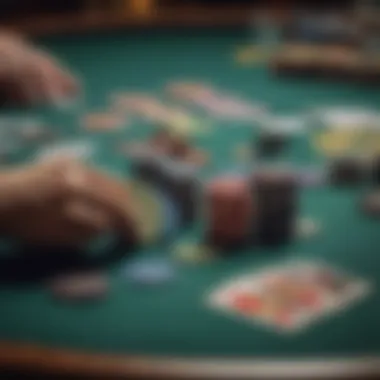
[1,28,380,379]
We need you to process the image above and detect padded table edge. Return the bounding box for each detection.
[0,343,380,379]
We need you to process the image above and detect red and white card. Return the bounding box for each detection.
[207,261,371,333]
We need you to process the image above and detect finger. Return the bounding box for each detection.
[64,165,137,241]
[64,200,111,232]
[9,206,105,247]
[34,50,78,101]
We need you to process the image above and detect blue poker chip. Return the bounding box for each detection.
[123,258,176,286]
[160,192,180,240]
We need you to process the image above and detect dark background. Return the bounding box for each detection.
[0,0,355,19]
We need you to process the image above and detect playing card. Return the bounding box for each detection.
[207,261,371,333]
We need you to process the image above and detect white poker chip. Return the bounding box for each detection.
[35,140,95,162]
[315,107,377,130]
[261,115,306,134]
[295,217,321,239]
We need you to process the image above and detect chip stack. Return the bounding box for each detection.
[129,147,165,186]
[252,168,298,246]
[328,156,367,186]
[370,155,380,184]
[256,131,287,158]
[205,177,254,251]
[158,159,200,227]
[148,130,172,155]
[168,134,191,158]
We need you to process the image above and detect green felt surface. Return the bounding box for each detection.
[0,29,380,358]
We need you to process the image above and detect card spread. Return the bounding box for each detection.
[207,261,371,333]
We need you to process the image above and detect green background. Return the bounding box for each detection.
[0,29,379,357]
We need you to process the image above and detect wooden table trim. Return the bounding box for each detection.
[1,343,380,379]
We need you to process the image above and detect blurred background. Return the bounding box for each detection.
[0,0,359,36]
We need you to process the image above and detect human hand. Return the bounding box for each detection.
[0,159,137,248]
[0,32,78,106]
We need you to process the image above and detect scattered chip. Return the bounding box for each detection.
[49,272,108,301]
[172,242,216,264]
[35,140,95,162]
[295,217,321,239]
[234,45,268,65]
[82,112,124,131]
[123,258,176,286]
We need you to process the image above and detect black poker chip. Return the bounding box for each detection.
[369,155,380,185]
[256,131,288,158]
[252,168,298,246]
[158,158,200,227]
[328,156,368,186]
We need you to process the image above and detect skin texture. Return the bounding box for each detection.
[0,31,77,106]
[0,158,137,247]
[0,33,138,247]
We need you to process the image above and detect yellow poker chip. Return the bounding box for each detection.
[172,242,216,264]
[234,46,268,65]
[315,130,380,157]
[314,130,359,157]
[128,181,163,245]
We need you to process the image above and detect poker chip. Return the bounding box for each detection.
[49,272,108,301]
[295,217,321,239]
[253,168,298,246]
[205,176,253,250]
[328,155,368,186]
[123,258,176,286]
[262,115,306,135]
[314,130,364,158]
[297,167,326,188]
[35,140,95,162]
[128,181,163,245]
[160,192,180,240]
[172,242,216,264]
[256,131,288,158]
[81,112,124,131]
[158,159,201,227]
[235,46,268,65]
